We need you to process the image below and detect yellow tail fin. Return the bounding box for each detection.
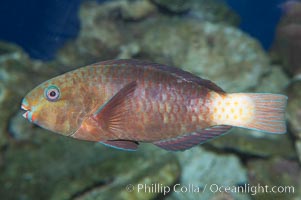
[210,93,287,134]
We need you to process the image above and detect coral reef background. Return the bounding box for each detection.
[0,0,300,200]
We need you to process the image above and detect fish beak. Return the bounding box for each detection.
[21,98,30,112]
[21,98,33,121]
[21,105,30,120]
[21,103,30,111]
[22,109,34,122]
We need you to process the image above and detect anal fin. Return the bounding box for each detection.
[100,140,139,151]
[153,125,232,151]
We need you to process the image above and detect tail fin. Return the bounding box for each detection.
[210,93,287,134]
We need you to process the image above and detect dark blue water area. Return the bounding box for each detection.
[225,0,285,50]
[0,0,287,60]
[0,0,81,60]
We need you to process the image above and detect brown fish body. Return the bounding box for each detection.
[21,59,287,151]
[71,60,219,142]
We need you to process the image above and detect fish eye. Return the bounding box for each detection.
[45,85,60,102]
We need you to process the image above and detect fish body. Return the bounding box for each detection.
[21,59,287,151]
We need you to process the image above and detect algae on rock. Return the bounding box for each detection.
[0,134,180,200]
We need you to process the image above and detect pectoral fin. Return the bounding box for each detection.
[71,81,137,142]
[92,81,137,136]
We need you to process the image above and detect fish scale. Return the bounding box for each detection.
[21,59,287,151]
[121,78,200,141]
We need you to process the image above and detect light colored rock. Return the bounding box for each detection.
[120,0,157,20]
[254,65,290,93]
[167,147,250,200]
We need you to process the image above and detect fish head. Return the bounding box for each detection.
[21,74,88,136]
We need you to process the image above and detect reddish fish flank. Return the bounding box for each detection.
[21,59,287,151]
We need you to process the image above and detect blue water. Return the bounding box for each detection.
[0,0,80,60]
[0,0,285,60]
[225,0,284,50]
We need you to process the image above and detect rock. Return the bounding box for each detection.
[151,0,239,26]
[167,147,250,200]
[207,129,296,158]
[74,148,179,200]
[120,0,157,21]
[56,0,155,67]
[287,80,301,139]
[210,192,236,200]
[57,0,239,67]
[151,0,191,13]
[0,136,180,200]
[138,19,271,92]
[271,0,301,78]
[117,42,141,59]
[253,66,290,93]
[0,81,13,147]
[297,141,301,164]
[247,158,301,200]
[286,80,301,163]
[56,1,122,66]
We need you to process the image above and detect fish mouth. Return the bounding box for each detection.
[22,110,30,119]
[21,106,32,120]
[21,98,33,122]
[22,109,34,123]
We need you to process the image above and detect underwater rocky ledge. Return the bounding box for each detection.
[0,0,300,199]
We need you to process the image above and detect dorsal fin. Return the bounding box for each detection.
[97,59,225,93]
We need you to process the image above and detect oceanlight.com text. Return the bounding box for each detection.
[125,183,295,196]
[208,183,295,196]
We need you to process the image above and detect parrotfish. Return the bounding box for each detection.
[21,59,287,151]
